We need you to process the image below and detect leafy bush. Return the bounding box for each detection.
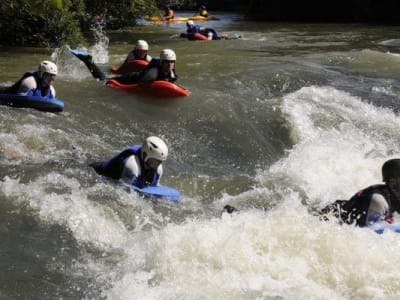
[0,0,160,47]
[0,0,87,47]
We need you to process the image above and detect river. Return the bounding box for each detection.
[1,12,400,299]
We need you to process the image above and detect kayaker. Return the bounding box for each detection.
[163,5,174,21]
[199,5,208,18]
[2,60,57,98]
[90,136,168,188]
[319,158,400,227]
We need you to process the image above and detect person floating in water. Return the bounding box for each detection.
[111,40,153,74]
[319,158,400,227]
[186,20,222,40]
[90,136,169,188]
[70,48,178,84]
[2,60,58,98]
[182,20,241,41]
[122,39,152,63]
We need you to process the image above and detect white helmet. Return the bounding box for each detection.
[39,60,58,77]
[135,40,149,51]
[160,49,176,61]
[186,20,194,27]
[142,136,168,162]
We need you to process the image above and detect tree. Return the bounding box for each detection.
[0,0,161,47]
[0,0,87,47]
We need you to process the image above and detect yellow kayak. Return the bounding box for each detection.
[145,16,189,22]
[188,15,220,21]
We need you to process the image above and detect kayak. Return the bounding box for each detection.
[0,93,64,112]
[111,59,149,74]
[145,16,189,22]
[106,79,190,97]
[188,15,220,21]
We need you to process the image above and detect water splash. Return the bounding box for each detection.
[89,20,109,64]
[50,18,109,79]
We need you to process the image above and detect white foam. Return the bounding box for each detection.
[104,204,400,299]
[260,85,400,204]
[0,174,130,249]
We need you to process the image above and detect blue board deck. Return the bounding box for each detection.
[132,185,180,202]
[0,93,64,112]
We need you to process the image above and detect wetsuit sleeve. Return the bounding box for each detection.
[155,164,163,186]
[139,67,158,83]
[73,53,107,81]
[366,193,389,225]
[121,155,141,185]
[169,71,178,83]
[50,85,56,98]
[84,59,107,81]
[17,76,37,95]
[90,148,136,179]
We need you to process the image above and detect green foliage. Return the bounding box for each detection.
[0,0,161,47]
[0,0,87,47]
[84,0,160,29]
[168,0,199,10]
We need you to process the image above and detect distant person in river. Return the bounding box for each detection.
[163,5,174,21]
[90,136,168,188]
[319,158,400,227]
[124,40,152,63]
[72,48,178,84]
[186,20,202,35]
[1,60,57,98]
[185,20,224,40]
[199,5,208,17]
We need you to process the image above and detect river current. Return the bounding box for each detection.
[1,12,400,300]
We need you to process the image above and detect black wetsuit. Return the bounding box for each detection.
[320,184,400,227]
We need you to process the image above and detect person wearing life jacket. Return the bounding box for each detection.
[113,49,178,84]
[71,48,178,84]
[183,20,204,40]
[185,20,222,40]
[186,20,202,34]
[125,40,152,63]
[319,158,400,227]
[4,60,57,98]
[163,6,174,21]
[199,5,208,18]
[90,136,168,188]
